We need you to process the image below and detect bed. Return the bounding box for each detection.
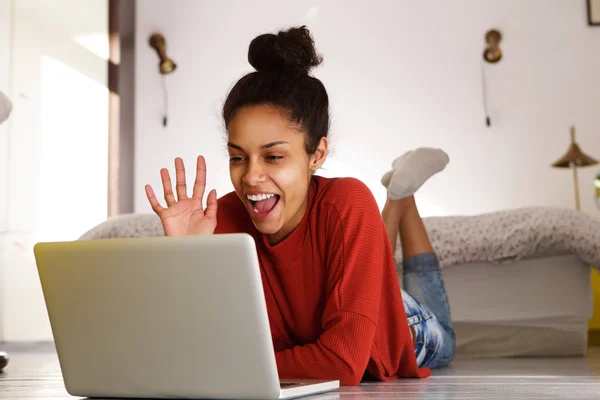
[80,206,600,358]
[442,253,592,358]
[398,206,600,358]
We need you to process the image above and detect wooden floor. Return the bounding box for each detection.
[2,343,600,399]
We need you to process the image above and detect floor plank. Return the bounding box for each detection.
[2,343,600,399]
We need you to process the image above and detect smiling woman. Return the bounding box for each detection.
[145,25,455,386]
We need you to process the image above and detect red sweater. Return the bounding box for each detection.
[215,176,430,385]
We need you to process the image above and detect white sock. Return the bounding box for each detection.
[380,151,413,188]
[0,91,13,126]
[387,147,449,200]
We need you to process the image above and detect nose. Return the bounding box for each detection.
[242,159,265,187]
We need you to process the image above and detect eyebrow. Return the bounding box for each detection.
[227,140,289,152]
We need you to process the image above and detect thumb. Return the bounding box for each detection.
[205,189,218,221]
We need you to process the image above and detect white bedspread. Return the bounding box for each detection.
[80,206,600,269]
[395,206,600,268]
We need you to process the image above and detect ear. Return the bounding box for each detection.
[309,137,328,172]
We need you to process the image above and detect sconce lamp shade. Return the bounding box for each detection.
[158,58,176,75]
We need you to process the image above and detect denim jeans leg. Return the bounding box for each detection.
[401,252,456,368]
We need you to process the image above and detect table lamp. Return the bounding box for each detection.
[551,126,599,211]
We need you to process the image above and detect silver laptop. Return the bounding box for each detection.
[34,233,340,400]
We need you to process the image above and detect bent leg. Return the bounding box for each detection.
[402,255,455,368]
[382,195,455,368]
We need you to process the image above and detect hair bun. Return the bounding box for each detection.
[248,26,322,75]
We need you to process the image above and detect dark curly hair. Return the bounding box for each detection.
[222,26,330,155]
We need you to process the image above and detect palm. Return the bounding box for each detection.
[160,197,216,236]
[145,156,218,237]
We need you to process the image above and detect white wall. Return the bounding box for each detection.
[135,0,600,218]
[0,0,109,341]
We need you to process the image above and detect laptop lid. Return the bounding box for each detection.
[34,234,282,400]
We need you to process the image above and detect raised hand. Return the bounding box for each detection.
[145,155,218,236]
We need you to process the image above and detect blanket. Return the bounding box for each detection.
[396,206,600,268]
[80,206,600,269]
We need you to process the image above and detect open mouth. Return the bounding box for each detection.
[247,193,280,219]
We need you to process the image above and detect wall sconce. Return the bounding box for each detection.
[149,33,177,74]
[149,33,176,127]
[481,29,503,128]
[483,29,502,63]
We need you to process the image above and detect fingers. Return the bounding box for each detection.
[160,168,176,206]
[145,184,164,214]
[174,157,188,200]
[192,155,207,200]
[204,189,218,221]
[158,156,208,209]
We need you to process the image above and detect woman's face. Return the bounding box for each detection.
[227,105,327,244]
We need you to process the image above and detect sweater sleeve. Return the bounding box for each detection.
[275,178,389,386]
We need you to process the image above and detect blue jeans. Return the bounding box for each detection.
[398,252,455,369]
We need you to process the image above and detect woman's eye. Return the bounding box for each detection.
[229,156,245,163]
[266,155,283,161]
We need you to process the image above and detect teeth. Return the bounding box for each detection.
[247,193,276,202]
